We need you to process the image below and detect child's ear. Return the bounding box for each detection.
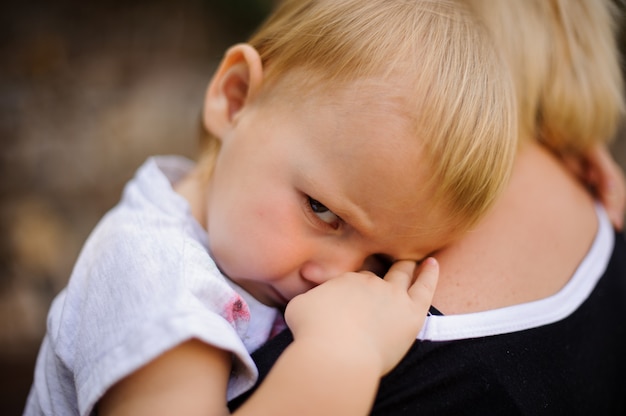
[202,43,264,139]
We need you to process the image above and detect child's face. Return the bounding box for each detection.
[204,80,457,308]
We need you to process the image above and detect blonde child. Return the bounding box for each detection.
[25,0,518,415]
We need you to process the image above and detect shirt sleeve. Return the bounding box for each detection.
[51,205,258,416]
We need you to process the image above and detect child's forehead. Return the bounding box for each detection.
[250,72,464,257]
[282,94,448,243]
[260,69,415,120]
[261,88,459,260]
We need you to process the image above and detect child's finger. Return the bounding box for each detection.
[382,260,416,288]
[408,257,439,303]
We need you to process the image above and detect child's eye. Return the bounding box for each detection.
[308,197,341,229]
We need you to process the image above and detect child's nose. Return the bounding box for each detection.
[299,246,367,285]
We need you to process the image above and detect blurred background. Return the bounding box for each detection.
[0,0,273,412]
[0,0,624,413]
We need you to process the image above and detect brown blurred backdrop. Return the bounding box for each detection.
[0,0,624,414]
[0,0,273,412]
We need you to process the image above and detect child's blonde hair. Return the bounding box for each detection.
[201,0,517,231]
[469,0,625,154]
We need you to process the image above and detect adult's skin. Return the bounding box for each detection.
[432,141,615,314]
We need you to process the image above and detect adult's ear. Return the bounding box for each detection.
[202,43,264,139]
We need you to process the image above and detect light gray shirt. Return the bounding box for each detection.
[25,156,282,416]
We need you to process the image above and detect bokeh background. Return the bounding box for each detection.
[0,0,274,412]
[1,0,624,413]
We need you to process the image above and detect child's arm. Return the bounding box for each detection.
[562,144,625,230]
[98,259,438,416]
[97,339,233,416]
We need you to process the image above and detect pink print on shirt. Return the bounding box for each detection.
[223,295,251,325]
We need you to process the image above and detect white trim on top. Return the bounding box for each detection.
[418,204,614,341]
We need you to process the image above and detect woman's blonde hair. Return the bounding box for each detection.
[201,0,518,230]
[469,0,625,154]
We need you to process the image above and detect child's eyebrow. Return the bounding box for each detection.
[297,169,376,237]
[332,198,378,238]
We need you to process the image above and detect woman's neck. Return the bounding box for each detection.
[432,140,598,314]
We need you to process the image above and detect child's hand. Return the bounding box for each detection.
[284,258,438,376]
[562,144,625,230]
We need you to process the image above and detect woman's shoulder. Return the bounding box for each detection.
[432,142,604,315]
[420,204,618,340]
